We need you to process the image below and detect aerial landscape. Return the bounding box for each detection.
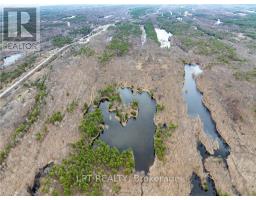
[0,4,256,196]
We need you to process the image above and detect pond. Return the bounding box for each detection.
[1,53,23,68]
[155,28,172,48]
[99,88,156,173]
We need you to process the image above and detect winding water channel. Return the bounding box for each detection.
[182,64,230,195]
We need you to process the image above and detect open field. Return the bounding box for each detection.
[0,4,256,196]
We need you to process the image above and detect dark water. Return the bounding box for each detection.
[182,64,230,158]
[99,88,156,173]
[190,173,217,196]
[183,64,230,196]
[28,162,54,195]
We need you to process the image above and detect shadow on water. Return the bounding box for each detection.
[190,173,217,196]
[182,64,231,195]
[99,88,156,174]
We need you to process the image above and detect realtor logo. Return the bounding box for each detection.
[2,7,40,52]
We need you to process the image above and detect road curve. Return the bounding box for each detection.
[0,24,113,99]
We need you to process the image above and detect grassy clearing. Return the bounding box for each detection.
[52,36,72,47]
[144,20,159,44]
[154,122,177,161]
[0,78,47,164]
[0,56,36,88]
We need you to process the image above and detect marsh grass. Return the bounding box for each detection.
[154,122,177,161]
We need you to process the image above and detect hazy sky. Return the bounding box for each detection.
[2,0,256,6]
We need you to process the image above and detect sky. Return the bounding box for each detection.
[2,0,256,6]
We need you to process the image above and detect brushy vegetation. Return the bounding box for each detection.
[76,45,95,57]
[194,38,241,63]
[0,78,47,164]
[35,132,44,141]
[0,56,36,88]
[42,140,134,195]
[71,26,91,36]
[154,122,177,161]
[79,108,104,139]
[28,79,47,124]
[67,100,79,113]
[129,7,153,19]
[179,36,241,63]
[48,111,64,125]
[131,100,139,110]
[195,26,230,40]
[217,190,229,196]
[219,14,256,42]
[52,36,72,47]
[41,91,135,195]
[107,38,129,56]
[98,50,114,64]
[222,13,256,29]
[157,16,193,36]
[156,104,165,112]
[144,20,159,44]
[82,102,89,114]
[115,22,142,37]
[98,22,141,64]
[98,85,121,103]
[157,15,242,64]
[233,68,256,81]
[202,181,209,191]
[35,125,49,142]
